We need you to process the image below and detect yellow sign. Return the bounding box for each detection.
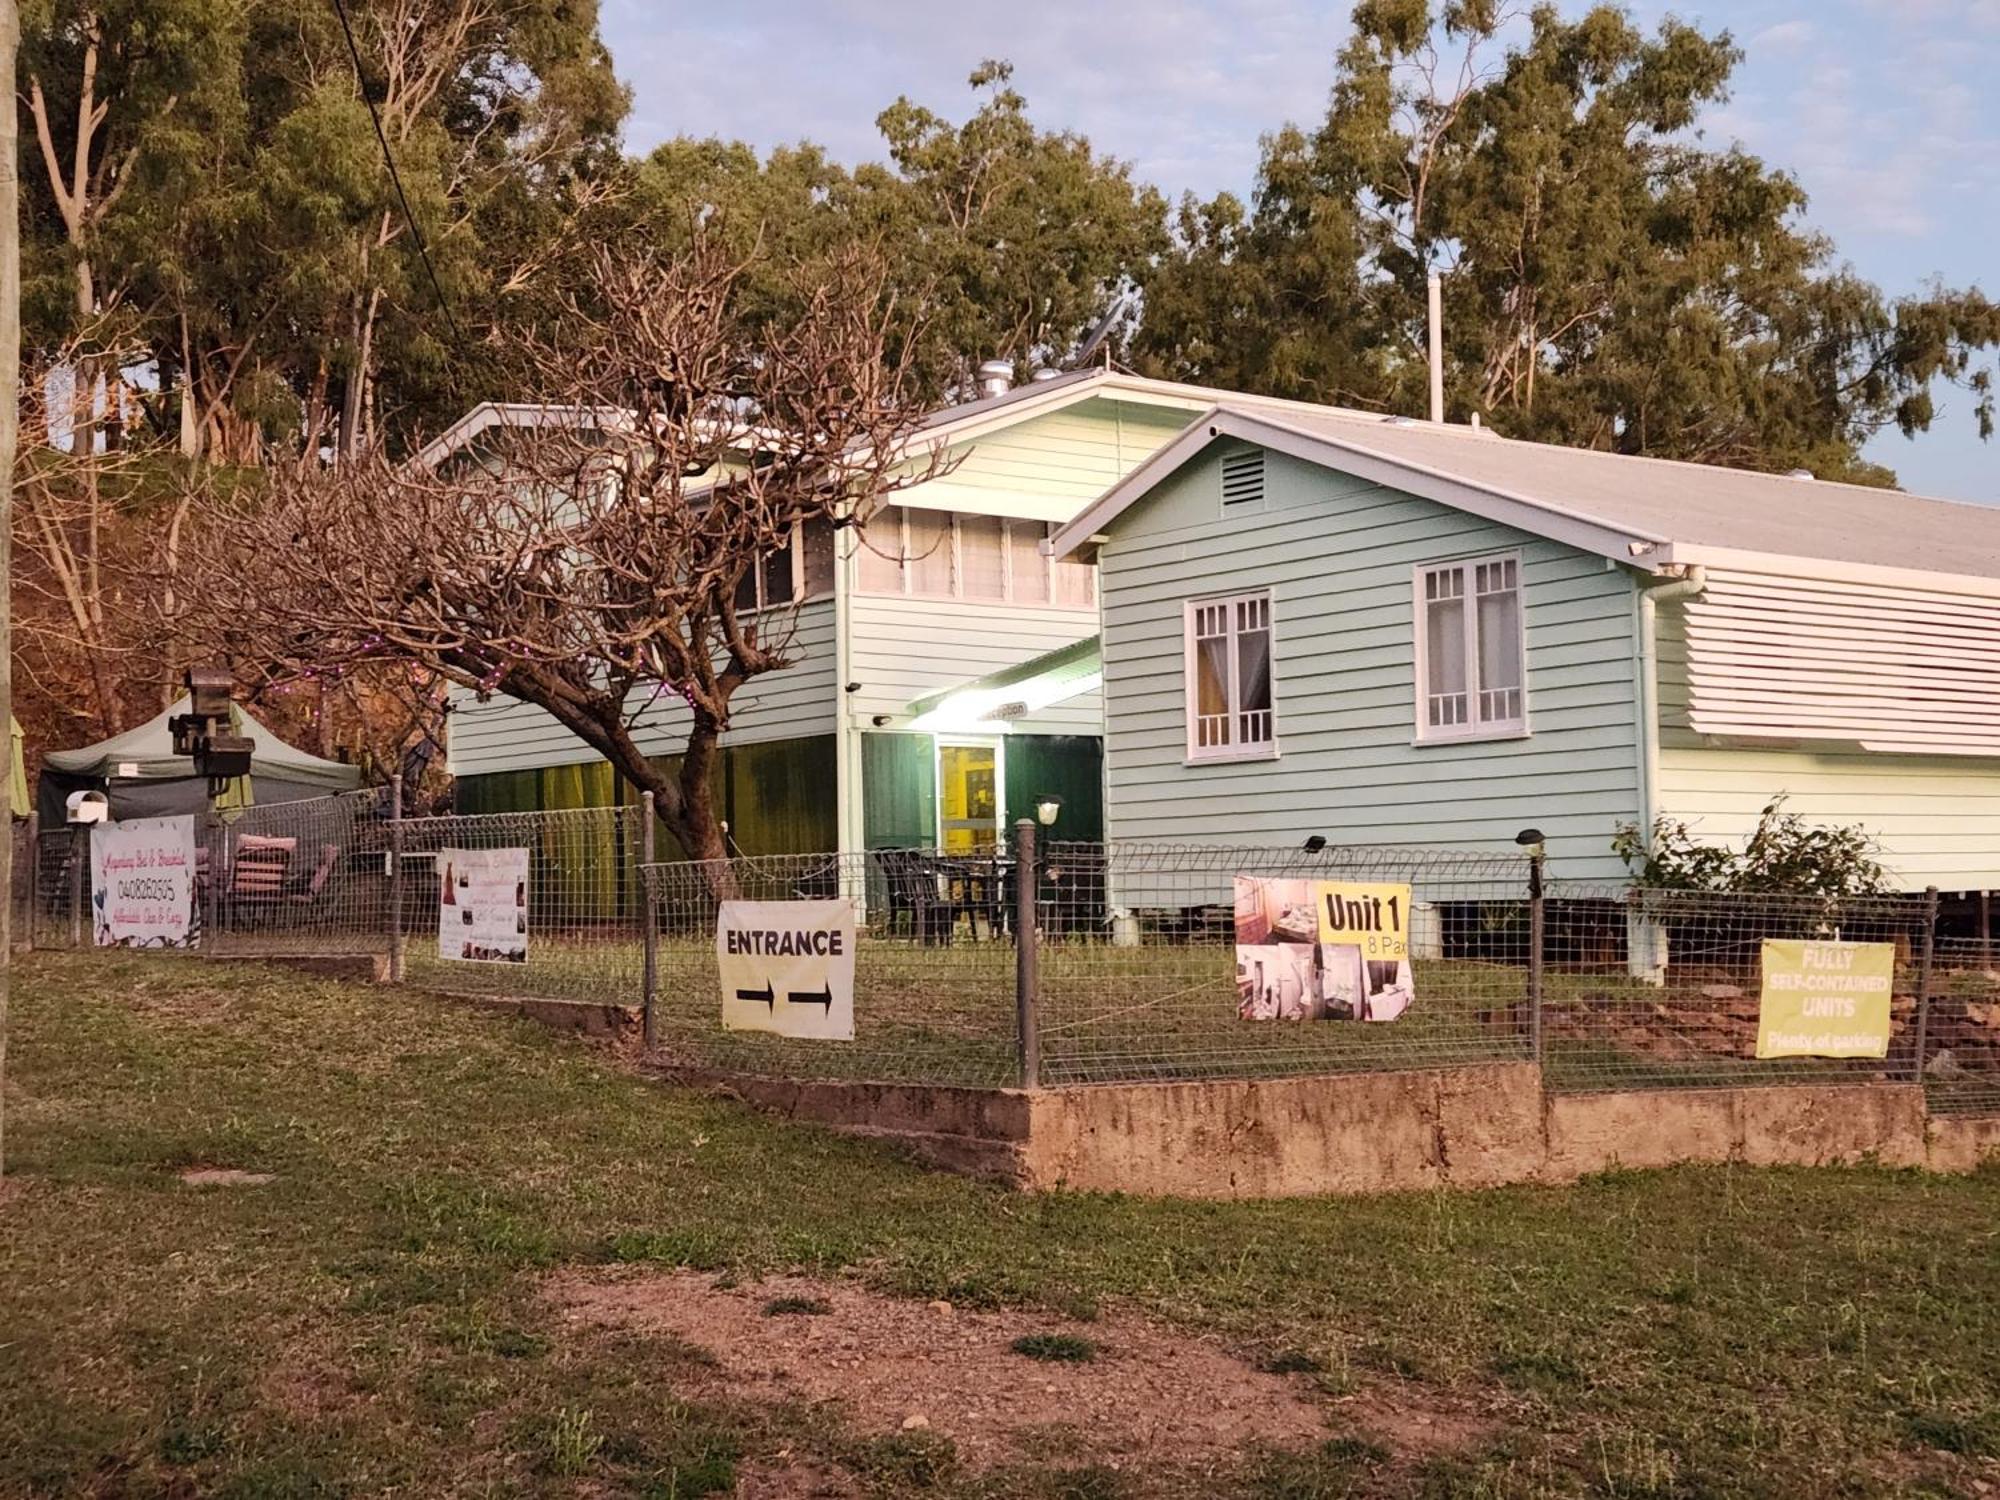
[1315,882,1412,961]
[1756,939,1896,1059]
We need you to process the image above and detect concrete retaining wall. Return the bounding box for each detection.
[686,1065,1997,1198]
[396,983,1998,1198]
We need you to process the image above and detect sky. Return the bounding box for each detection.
[600,0,2000,503]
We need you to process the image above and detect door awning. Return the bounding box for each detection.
[906,636,1102,733]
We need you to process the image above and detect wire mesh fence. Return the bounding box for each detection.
[395,804,645,1005]
[201,789,393,956]
[29,823,89,950]
[18,791,2000,1116]
[1036,841,1534,1084]
[1537,885,1937,1094]
[1924,938,2000,1115]
[643,849,1020,1087]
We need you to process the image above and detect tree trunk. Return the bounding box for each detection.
[1,0,22,1182]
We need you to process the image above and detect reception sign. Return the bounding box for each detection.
[1756,939,1895,1059]
[90,815,198,948]
[1235,877,1415,1022]
[438,846,529,963]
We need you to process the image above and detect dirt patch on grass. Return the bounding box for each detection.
[547,1268,1331,1474]
[1340,1376,1500,1457]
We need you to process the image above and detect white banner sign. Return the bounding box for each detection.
[438,846,529,964]
[716,898,857,1040]
[90,815,197,948]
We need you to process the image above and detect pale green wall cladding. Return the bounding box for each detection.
[1097,444,1644,880]
[906,396,1193,521]
[448,599,839,777]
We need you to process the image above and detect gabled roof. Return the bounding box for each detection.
[1051,404,2000,597]
[413,401,637,470]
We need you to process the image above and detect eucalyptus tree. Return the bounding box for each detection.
[1135,1,2000,483]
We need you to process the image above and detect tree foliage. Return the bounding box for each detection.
[1613,797,1888,896]
[176,237,942,861]
[625,61,1168,396]
[1133,2,2000,483]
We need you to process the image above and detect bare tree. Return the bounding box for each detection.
[177,236,942,863]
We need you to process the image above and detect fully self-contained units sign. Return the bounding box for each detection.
[89,815,198,948]
[1757,939,1896,1059]
[438,846,529,963]
[1234,877,1416,1022]
[716,899,857,1040]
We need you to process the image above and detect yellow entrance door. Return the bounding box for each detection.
[938,743,999,852]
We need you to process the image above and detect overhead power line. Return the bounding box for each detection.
[329,0,468,354]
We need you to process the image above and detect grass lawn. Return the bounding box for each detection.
[3,953,1998,1498]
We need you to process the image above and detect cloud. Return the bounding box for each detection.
[1750,19,1816,49]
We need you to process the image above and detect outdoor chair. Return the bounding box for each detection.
[289,843,341,904]
[873,848,949,944]
[1042,846,1108,936]
[226,834,296,923]
[941,854,1007,940]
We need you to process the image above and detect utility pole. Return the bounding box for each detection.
[0,0,20,1180]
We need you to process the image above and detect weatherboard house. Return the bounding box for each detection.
[433,372,1299,857]
[1049,401,2000,895]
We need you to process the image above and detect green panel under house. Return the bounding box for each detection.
[528,762,616,915]
[724,736,838,856]
[452,769,537,815]
[1003,736,1104,843]
[862,732,936,848]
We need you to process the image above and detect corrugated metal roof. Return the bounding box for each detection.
[1227,406,2000,578]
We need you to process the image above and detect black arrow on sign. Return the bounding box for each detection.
[734,981,774,1008]
[786,983,835,1011]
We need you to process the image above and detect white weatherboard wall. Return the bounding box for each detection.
[1097,445,1643,880]
[447,599,837,777]
[849,595,1100,734]
[1656,592,2000,889]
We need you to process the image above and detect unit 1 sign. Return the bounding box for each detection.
[716,899,857,1040]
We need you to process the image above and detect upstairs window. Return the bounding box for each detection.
[858,507,1096,607]
[1185,592,1274,760]
[731,518,836,614]
[1416,553,1526,740]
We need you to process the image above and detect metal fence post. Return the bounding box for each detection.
[23,813,36,952]
[387,773,406,983]
[1911,884,1939,1084]
[1527,849,1546,1064]
[70,824,85,949]
[1014,817,1041,1089]
[640,791,658,1050]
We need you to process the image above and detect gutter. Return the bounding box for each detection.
[1636,565,1708,845]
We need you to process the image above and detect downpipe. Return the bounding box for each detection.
[1636,564,1708,845]
[1629,565,1707,983]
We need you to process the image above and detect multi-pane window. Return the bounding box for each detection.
[730,518,837,614]
[858,506,1096,607]
[1185,592,1274,759]
[1417,554,1526,739]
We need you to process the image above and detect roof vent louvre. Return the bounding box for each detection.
[1221,448,1265,507]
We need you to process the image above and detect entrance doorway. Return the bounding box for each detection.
[937,740,1001,852]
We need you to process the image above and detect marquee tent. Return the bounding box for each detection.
[36,696,363,825]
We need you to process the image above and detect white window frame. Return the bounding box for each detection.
[1412,551,1530,744]
[737,522,803,615]
[856,509,1095,608]
[1183,590,1278,764]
